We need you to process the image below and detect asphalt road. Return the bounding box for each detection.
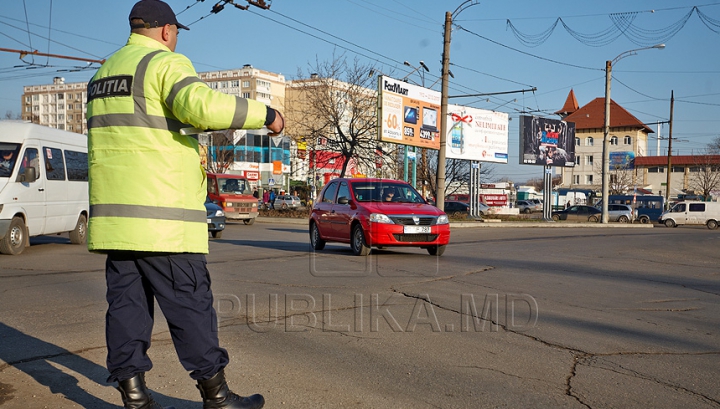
[0,221,718,408]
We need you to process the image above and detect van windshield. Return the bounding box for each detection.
[218,178,250,194]
[0,143,21,178]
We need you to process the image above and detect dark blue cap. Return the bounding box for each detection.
[129,0,189,30]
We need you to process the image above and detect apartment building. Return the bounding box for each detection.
[555,90,652,190]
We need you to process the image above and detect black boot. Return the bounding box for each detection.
[116,373,174,409]
[196,369,264,409]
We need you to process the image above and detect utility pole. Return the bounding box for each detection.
[436,11,452,212]
[665,91,674,207]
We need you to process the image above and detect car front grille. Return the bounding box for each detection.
[389,216,436,226]
[392,234,439,242]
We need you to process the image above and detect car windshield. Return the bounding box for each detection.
[351,181,426,203]
[218,178,250,194]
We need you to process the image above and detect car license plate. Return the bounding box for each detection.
[403,225,431,234]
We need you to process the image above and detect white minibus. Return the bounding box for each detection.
[0,121,88,255]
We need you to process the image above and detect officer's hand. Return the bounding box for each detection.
[268,109,285,136]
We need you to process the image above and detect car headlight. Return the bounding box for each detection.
[436,214,449,225]
[369,213,393,224]
[215,210,225,217]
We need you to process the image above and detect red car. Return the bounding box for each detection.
[309,178,451,256]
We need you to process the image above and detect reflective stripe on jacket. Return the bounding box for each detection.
[87,33,268,253]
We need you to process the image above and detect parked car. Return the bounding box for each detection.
[516,200,541,214]
[205,197,226,238]
[603,204,634,223]
[551,205,601,222]
[274,194,302,210]
[310,178,451,256]
[444,201,469,217]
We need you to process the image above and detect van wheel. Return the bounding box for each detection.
[0,217,27,255]
[707,220,718,230]
[243,218,255,225]
[664,219,676,228]
[69,214,87,244]
[639,216,650,224]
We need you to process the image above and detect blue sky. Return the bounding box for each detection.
[1,0,719,183]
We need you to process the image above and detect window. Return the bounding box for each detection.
[43,147,66,180]
[610,136,618,145]
[573,175,580,184]
[624,136,632,145]
[219,81,228,88]
[575,137,580,146]
[648,167,665,173]
[586,155,593,166]
[322,182,338,203]
[336,182,350,204]
[242,81,250,88]
[672,166,684,173]
[689,203,705,212]
[585,175,593,184]
[242,92,251,98]
[689,167,702,173]
[65,150,88,181]
[585,137,594,146]
[231,80,239,87]
[57,93,64,100]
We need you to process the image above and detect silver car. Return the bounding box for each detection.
[516,200,541,214]
[274,194,302,210]
[604,204,634,223]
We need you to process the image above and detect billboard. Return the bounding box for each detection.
[446,105,509,163]
[610,151,635,169]
[378,76,441,150]
[519,116,576,167]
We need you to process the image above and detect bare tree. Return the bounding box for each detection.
[526,175,562,192]
[4,111,14,120]
[708,136,720,154]
[688,152,720,199]
[593,161,633,194]
[421,149,495,198]
[204,131,234,173]
[286,54,378,178]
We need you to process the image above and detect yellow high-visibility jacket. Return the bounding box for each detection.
[87,33,267,253]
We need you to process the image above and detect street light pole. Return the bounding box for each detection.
[601,43,665,223]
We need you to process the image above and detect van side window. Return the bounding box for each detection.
[43,147,66,181]
[689,203,705,212]
[16,148,40,182]
[65,150,88,181]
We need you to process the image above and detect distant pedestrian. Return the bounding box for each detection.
[269,190,276,209]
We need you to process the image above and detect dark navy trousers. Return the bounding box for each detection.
[104,252,228,383]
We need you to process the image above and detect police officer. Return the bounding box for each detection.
[87,1,282,408]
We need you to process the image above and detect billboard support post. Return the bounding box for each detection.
[543,166,553,221]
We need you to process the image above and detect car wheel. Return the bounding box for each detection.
[523,208,531,214]
[211,230,223,239]
[618,215,629,223]
[351,224,371,256]
[69,214,88,244]
[426,245,446,256]
[664,219,676,228]
[310,222,326,250]
[452,211,463,218]
[243,218,255,225]
[707,220,718,230]
[639,216,650,224]
[551,214,560,222]
[0,217,27,255]
[588,215,599,222]
[281,203,288,210]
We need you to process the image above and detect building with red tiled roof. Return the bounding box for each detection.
[557,91,654,193]
[633,155,720,198]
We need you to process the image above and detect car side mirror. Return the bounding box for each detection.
[22,167,37,183]
[337,196,349,205]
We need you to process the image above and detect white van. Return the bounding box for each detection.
[660,201,720,230]
[0,121,88,255]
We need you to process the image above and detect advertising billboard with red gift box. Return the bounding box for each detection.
[377,75,441,150]
[446,104,509,163]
